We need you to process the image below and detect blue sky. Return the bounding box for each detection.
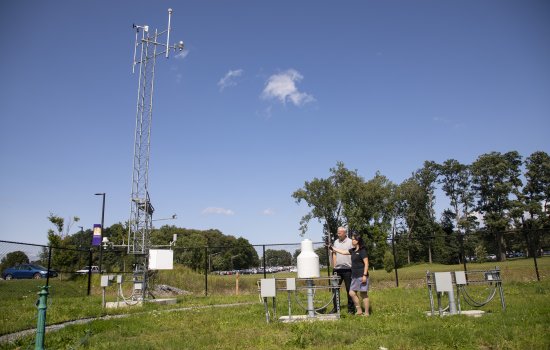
[1,1,549,246]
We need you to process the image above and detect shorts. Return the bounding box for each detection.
[350,277,369,293]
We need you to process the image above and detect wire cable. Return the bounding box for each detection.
[459,284,497,307]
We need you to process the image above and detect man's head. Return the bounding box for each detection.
[337,227,347,241]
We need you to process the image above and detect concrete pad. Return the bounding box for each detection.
[106,300,142,308]
[279,314,340,323]
[425,310,485,317]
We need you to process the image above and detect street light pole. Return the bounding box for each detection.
[95,193,106,273]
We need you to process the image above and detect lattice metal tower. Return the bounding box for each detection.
[128,8,183,299]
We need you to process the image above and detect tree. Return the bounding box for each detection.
[264,249,292,267]
[471,151,523,261]
[292,162,349,243]
[518,151,550,276]
[522,151,550,228]
[0,251,29,271]
[413,161,439,263]
[314,246,330,267]
[437,159,478,264]
[44,213,82,271]
[395,176,431,264]
[157,227,259,271]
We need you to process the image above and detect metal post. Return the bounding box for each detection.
[392,228,399,287]
[331,275,341,316]
[526,231,540,281]
[287,291,292,321]
[262,244,267,278]
[496,268,506,310]
[35,246,53,350]
[204,247,208,296]
[263,297,270,323]
[427,272,435,316]
[448,288,457,315]
[461,233,467,273]
[326,245,331,277]
[87,248,93,296]
[34,286,49,350]
[306,279,315,318]
[95,193,106,273]
[46,246,52,287]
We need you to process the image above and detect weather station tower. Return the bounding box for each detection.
[128,8,184,300]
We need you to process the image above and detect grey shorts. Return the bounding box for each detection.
[350,277,369,293]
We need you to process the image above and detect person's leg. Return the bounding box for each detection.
[360,292,369,316]
[342,270,354,313]
[349,290,362,314]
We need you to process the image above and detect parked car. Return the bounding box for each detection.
[76,266,100,274]
[2,264,58,280]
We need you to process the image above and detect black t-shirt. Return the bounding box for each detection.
[348,247,368,278]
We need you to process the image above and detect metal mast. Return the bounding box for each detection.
[128,8,183,299]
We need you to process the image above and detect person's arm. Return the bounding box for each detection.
[331,251,337,268]
[329,246,350,255]
[362,256,369,283]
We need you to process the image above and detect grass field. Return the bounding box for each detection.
[1,258,549,349]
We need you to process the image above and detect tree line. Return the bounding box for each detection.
[293,151,550,269]
[4,150,547,274]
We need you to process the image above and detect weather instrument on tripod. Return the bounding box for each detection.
[259,240,341,323]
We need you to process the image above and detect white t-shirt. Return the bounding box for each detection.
[333,237,352,269]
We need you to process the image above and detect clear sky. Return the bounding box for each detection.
[1,1,549,246]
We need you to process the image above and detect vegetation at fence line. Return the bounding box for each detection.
[3,274,549,349]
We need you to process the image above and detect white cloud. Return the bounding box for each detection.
[175,49,189,60]
[261,69,314,106]
[217,69,244,91]
[262,208,275,216]
[201,207,235,216]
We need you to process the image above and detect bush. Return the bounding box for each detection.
[474,244,488,263]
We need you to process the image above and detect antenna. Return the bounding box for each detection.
[128,9,183,301]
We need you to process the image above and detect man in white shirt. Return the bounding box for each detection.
[331,227,354,314]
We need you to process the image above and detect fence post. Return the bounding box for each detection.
[392,236,399,287]
[460,233,468,273]
[87,248,93,296]
[204,247,208,296]
[525,231,541,281]
[326,245,331,277]
[262,244,267,278]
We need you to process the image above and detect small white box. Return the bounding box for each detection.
[149,249,174,270]
[101,275,111,287]
[434,272,453,292]
[286,278,296,291]
[260,279,276,297]
[454,271,467,285]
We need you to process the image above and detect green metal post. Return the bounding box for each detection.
[35,286,49,350]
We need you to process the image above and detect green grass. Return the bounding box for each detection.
[3,280,549,349]
[1,258,549,349]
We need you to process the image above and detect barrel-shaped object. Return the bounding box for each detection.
[297,239,320,278]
